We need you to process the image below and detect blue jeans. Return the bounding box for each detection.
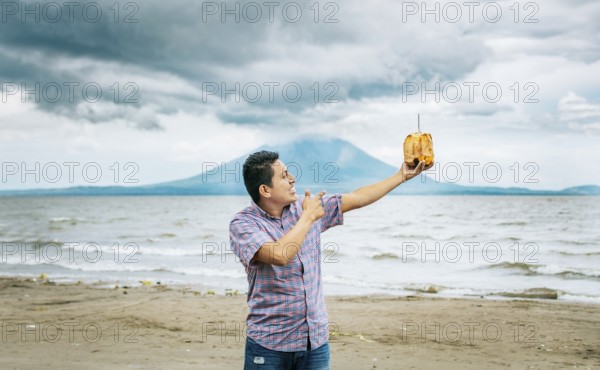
[243,336,330,370]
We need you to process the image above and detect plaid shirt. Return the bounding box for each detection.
[229,194,344,352]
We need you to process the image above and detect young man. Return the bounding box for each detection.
[229,150,431,370]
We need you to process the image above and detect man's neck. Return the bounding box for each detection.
[258,201,285,219]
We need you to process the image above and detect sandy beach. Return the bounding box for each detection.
[0,277,598,370]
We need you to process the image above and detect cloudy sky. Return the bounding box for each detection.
[1,0,598,190]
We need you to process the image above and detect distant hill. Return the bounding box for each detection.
[1,138,598,196]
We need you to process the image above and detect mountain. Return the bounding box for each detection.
[0,138,598,196]
[153,137,462,195]
[559,185,600,195]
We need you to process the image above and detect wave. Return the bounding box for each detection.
[48,217,81,224]
[142,247,235,257]
[559,294,600,305]
[323,275,392,290]
[60,243,232,257]
[1,260,160,272]
[407,285,446,294]
[489,261,535,273]
[491,287,559,300]
[5,260,246,279]
[556,240,598,246]
[174,218,190,227]
[487,262,600,279]
[171,267,246,279]
[145,233,179,241]
[14,241,239,258]
[535,265,600,279]
[144,233,217,243]
[556,250,600,257]
[108,217,129,223]
[391,234,434,240]
[496,221,528,226]
[199,233,217,239]
[0,240,63,247]
[371,253,400,260]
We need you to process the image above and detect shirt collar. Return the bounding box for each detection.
[250,200,288,220]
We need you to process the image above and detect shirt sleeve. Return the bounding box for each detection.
[229,217,274,269]
[320,193,344,233]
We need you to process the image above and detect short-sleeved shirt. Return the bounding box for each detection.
[229,194,344,352]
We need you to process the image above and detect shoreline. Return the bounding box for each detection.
[3,272,599,306]
[1,276,599,369]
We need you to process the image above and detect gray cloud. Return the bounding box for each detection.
[1,0,599,131]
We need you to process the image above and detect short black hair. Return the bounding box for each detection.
[243,150,279,204]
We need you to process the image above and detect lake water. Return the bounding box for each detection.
[1,196,599,304]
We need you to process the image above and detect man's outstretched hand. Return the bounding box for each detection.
[302,190,326,222]
[400,161,434,182]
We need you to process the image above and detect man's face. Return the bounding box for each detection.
[266,160,297,205]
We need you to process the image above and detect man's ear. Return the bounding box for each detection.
[258,184,271,200]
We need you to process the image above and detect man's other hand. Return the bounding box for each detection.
[302,189,326,222]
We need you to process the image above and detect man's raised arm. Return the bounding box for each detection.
[341,161,431,213]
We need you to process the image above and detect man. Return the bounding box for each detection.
[230,150,431,370]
